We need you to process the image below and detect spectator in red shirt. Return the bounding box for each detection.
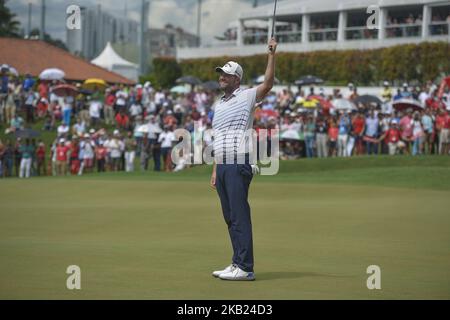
[38,81,48,100]
[328,120,339,157]
[70,138,81,175]
[115,110,129,130]
[352,111,366,155]
[435,109,450,155]
[36,141,46,176]
[379,120,406,155]
[104,90,116,125]
[55,139,70,176]
[95,142,107,172]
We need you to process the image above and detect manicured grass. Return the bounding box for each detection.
[0,157,449,299]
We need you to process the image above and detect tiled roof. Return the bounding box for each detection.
[0,37,136,84]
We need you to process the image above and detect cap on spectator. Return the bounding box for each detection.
[348,82,354,87]
[383,81,389,86]
[144,81,152,88]
[403,83,408,87]
[73,135,78,140]
[59,138,65,144]
[167,110,173,115]
[89,129,95,134]
[290,112,297,117]
[113,129,120,136]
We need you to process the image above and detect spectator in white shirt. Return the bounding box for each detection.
[89,100,102,127]
[158,125,176,172]
[57,122,69,138]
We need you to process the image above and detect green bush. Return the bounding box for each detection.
[172,42,450,86]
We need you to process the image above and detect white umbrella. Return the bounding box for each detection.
[9,67,18,76]
[136,124,149,134]
[170,85,189,94]
[332,98,356,111]
[254,75,280,85]
[281,129,301,141]
[39,68,65,80]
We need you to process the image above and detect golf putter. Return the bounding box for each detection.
[269,0,278,52]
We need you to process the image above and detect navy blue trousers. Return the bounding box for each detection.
[215,163,254,272]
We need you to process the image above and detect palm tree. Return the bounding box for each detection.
[0,0,21,38]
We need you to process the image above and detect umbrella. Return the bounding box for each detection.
[308,95,332,109]
[136,124,150,134]
[83,78,107,91]
[170,85,190,94]
[255,109,279,119]
[353,94,382,106]
[254,75,281,85]
[392,99,424,112]
[8,67,18,76]
[15,129,41,139]
[294,75,324,86]
[51,84,79,97]
[200,80,220,91]
[281,129,301,141]
[39,68,65,80]
[176,76,201,86]
[1,64,18,76]
[332,98,357,111]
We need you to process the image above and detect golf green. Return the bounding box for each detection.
[0,156,449,299]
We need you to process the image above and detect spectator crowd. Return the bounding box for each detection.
[0,67,449,179]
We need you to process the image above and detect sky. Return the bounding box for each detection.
[7,0,276,45]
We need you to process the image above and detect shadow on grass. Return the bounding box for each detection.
[256,271,352,281]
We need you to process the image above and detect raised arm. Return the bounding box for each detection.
[256,38,278,103]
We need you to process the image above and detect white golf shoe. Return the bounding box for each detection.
[212,264,236,278]
[218,266,255,281]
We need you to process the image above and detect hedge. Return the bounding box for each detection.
[147,42,450,88]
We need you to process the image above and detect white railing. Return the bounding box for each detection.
[276,31,302,43]
[345,26,378,40]
[308,28,338,42]
[429,22,450,36]
[385,23,422,38]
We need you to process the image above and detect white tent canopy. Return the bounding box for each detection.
[91,42,138,82]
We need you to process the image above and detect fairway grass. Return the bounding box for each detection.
[0,157,449,299]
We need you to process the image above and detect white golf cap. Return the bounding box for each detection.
[215,61,243,80]
[383,81,389,86]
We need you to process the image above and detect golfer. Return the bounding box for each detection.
[210,38,277,281]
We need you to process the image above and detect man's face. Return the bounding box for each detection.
[218,72,239,91]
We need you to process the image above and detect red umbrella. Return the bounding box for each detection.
[255,109,279,119]
[51,84,79,97]
[393,99,424,112]
[307,95,333,109]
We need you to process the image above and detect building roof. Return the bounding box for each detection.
[0,37,135,84]
[240,0,441,19]
[91,42,138,70]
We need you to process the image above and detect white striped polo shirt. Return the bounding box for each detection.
[212,87,258,163]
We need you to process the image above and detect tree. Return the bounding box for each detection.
[29,28,68,51]
[0,0,21,37]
